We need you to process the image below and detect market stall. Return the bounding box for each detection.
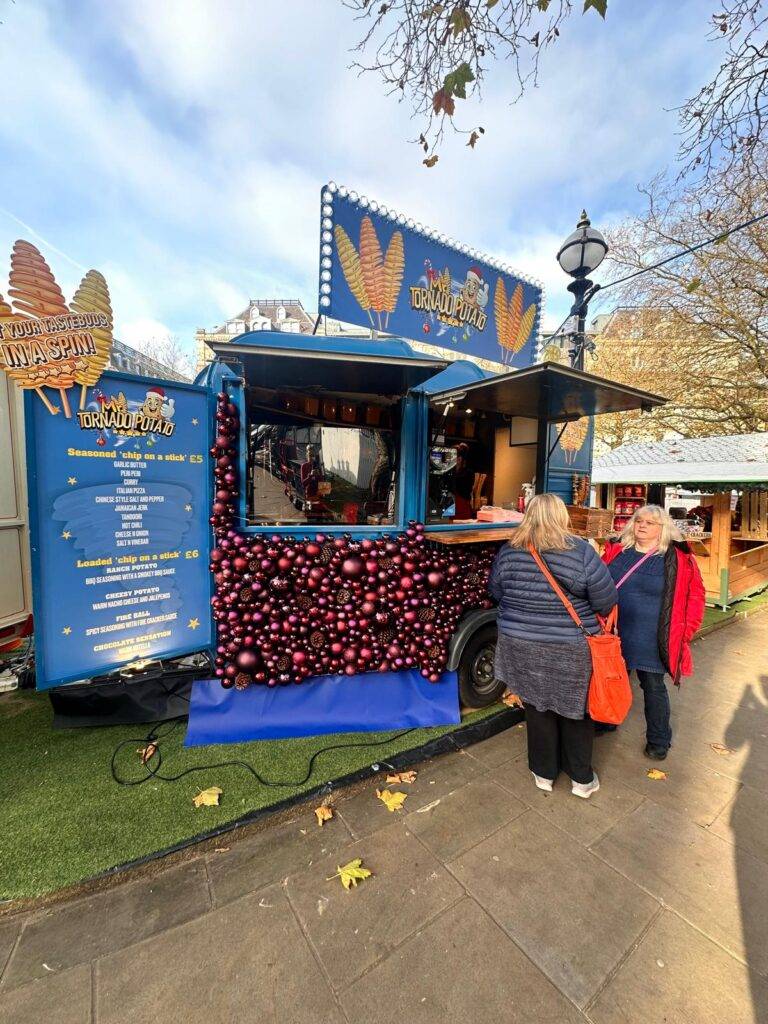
[593,433,768,608]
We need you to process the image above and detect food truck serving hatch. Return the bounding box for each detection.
[418,361,666,422]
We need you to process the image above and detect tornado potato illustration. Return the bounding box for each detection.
[70,270,113,410]
[334,224,371,325]
[380,230,405,329]
[560,419,589,464]
[494,279,537,365]
[334,217,405,331]
[3,241,83,417]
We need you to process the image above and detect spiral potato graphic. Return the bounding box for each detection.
[494,276,538,365]
[0,240,113,417]
[381,230,405,314]
[560,418,589,465]
[70,270,113,409]
[333,217,405,330]
[8,241,69,318]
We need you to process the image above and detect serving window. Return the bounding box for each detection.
[245,386,400,527]
[426,407,537,524]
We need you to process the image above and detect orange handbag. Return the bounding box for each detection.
[528,546,632,725]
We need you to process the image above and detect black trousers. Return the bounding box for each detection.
[524,704,595,784]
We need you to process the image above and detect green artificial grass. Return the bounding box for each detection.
[0,690,501,901]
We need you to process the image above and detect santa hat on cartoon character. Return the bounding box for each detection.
[467,266,490,307]
[145,385,174,418]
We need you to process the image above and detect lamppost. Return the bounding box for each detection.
[556,211,608,370]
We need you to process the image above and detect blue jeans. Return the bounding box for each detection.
[637,670,672,749]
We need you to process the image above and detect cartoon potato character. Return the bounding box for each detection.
[461,266,489,309]
[140,385,174,422]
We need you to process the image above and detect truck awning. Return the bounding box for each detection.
[417,361,666,422]
[208,332,447,396]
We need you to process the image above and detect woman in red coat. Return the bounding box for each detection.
[602,505,706,760]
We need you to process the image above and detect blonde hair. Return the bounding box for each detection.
[508,493,574,551]
[619,504,683,554]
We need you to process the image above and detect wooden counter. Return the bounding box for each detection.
[427,527,518,545]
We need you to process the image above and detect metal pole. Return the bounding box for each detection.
[567,277,593,370]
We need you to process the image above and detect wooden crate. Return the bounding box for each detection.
[566,505,614,538]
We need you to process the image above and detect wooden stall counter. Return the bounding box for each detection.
[427,526,519,545]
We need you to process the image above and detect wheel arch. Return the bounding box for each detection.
[447,608,498,671]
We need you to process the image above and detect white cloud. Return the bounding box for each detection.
[0,0,721,342]
[118,317,175,347]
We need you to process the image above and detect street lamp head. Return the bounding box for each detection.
[556,210,608,279]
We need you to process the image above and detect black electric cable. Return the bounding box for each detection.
[110,717,419,790]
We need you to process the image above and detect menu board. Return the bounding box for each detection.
[26,371,212,689]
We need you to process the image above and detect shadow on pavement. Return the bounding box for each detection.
[726,673,768,1021]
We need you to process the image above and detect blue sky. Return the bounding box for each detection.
[0,0,724,352]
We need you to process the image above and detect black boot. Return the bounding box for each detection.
[594,723,617,736]
[645,743,668,760]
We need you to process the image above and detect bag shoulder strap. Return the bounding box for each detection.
[527,545,588,635]
[615,546,658,589]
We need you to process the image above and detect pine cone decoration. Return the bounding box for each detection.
[418,607,436,622]
[248,559,260,574]
[428,646,444,662]
[379,628,396,644]
[239,586,254,606]
[319,544,335,564]
[467,573,482,586]
[235,673,251,690]
[336,588,352,605]
[276,655,291,673]
[379,557,393,570]
[310,630,325,650]
[297,595,313,611]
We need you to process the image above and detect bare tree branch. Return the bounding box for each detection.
[678,2,768,182]
[591,155,768,447]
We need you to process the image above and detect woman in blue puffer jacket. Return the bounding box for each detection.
[489,493,617,798]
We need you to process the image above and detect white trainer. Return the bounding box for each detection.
[571,773,600,799]
[531,772,554,792]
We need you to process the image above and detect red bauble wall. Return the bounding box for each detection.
[210,391,497,689]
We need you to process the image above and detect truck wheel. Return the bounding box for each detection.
[457,625,506,709]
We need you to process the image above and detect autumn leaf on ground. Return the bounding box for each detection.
[327,858,373,890]
[315,805,334,826]
[193,786,223,807]
[137,742,158,764]
[646,768,667,781]
[710,743,735,756]
[386,770,417,785]
[502,691,524,708]
[377,788,407,812]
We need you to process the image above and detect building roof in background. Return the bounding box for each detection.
[592,433,768,485]
[110,338,189,382]
[212,298,315,333]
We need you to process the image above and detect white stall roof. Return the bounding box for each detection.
[592,432,768,485]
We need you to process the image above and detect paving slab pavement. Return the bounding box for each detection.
[0,612,766,1023]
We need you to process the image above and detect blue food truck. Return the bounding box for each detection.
[194,331,663,711]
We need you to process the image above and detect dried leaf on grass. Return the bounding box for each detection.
[315,805,334,826]
[193,786,223,807]
[386,770,417,785]
[710,743,735,756]
[137,742,157,763]
[501,692,524,708]
[377,789,407,812]
[646,768,667,781]
[327,858,372,890]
